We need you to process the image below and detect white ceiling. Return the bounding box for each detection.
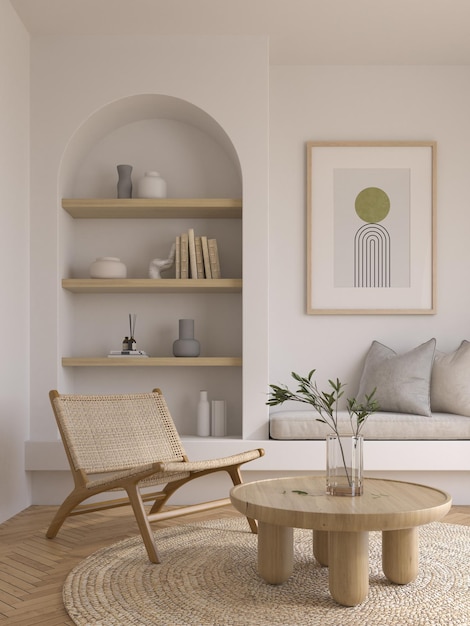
[10,0,470,65]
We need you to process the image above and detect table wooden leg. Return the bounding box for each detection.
[382,527,418,584]
[313,529,328,566]
[257,522,293,584]
[328,531,369,606]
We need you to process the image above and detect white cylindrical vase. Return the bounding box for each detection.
[197,390,211,437]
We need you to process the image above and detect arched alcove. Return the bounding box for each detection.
[56,93,243,437]
[58,93,242,197]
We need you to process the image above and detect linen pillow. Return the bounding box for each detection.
[356,338,436,416]
[431,340,470,416]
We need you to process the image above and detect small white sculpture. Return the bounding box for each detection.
[149,243,176,279]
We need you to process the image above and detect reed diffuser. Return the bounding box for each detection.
[123,313,137,351]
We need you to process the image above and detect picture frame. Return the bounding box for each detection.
[307,141,436,315]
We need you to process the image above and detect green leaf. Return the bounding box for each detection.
[267,370,378,434]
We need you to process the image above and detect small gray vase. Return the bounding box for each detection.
[117,164,133,198]
[173,319,200,357]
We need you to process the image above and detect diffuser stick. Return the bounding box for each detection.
[129,313,136,338]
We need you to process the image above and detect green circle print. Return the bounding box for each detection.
[355,187,390,223]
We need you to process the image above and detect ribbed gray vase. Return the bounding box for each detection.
[117,164,133,198]
[173,319,200,357]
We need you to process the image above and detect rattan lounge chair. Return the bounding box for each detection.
[46,388,265,563]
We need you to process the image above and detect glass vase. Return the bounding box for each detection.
[326,434,363,496]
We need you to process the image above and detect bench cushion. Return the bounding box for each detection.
[356,339,436,416]
[431,340,470,416]
[269,410,470,440]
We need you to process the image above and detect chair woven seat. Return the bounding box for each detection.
[83,467,191,490]
[46,388,264,563]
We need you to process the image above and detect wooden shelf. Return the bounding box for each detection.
[62,278,242,293]
[61,197,243,373]
[62,198,242,219]
[62,357,242,367]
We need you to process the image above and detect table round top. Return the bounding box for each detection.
[230,476,452,532]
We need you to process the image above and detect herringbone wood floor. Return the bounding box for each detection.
[0,503,469,625]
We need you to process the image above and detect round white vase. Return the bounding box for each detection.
[136,171,167,198]
[89,257,127,278]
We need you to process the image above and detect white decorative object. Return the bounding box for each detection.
[137,171,167,198]
[211,400,226,437]
[197,390,211,437]
[149,243,176,278]
[89,257,127,278]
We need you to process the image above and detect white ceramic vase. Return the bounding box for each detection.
[197,390,211,437]
[89,257,127,278]
[136,171,167,198]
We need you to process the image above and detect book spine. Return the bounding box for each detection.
[188,228,197,279]
[201,236,212,279]
[208,238,221,279]
[195,236,205,278]
[180,232,189,279]
[175,235,181,279]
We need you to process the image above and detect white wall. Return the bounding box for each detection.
[17,35,470,511]
[270,65,470,392]
[27,34,270,500]
[0,0,30,523]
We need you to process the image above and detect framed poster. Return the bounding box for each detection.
[307,141,436,314]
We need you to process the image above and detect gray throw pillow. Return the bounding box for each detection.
[356,338,436,416]
[431,340,470,416]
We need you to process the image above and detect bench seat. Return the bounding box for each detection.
[269,410,470,441]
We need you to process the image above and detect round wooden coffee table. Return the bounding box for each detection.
[230,476,451,606]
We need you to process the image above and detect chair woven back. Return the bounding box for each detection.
[51,391,186,474]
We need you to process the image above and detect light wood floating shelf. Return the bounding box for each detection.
[62,278,242,293]
[62,198,242,219]
[62,357,242,367]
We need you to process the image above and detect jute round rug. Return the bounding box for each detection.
[63,518,470,626]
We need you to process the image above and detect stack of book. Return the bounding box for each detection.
[175,228,221,279]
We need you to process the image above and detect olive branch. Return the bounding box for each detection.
[267,370,378,437]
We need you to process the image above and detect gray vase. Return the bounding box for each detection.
[117,164,133,198]
[173,319,200,357]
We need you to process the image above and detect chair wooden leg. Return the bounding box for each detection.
[126,484,161,564]
[148,463,259,537]
[46,489,90,538]
[148,479,186,515]
[227,465,258,534]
